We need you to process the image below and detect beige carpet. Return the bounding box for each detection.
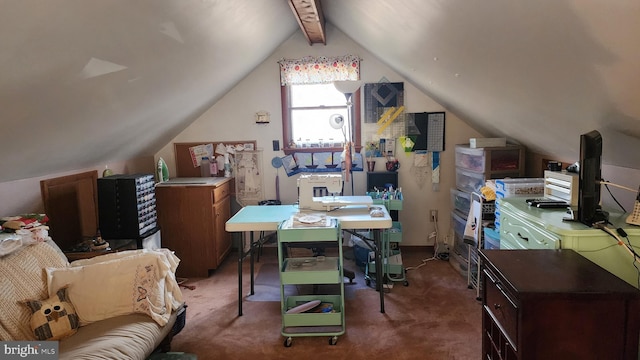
[170,247,482,360]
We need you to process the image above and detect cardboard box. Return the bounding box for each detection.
[469,137,507,148]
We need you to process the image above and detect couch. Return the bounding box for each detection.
[0,239,186,360]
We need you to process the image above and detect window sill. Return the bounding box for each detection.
[282,146,362,156]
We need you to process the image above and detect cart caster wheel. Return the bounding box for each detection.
[329,336,338,345]
[284,337,292,347]
[366,279,371,286]
[403,280,409,286]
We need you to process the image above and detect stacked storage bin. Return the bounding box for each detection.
[451,143,525,281]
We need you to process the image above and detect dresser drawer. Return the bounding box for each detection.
[213,181,230,203]
[483,267,518,348]
[500,212,559,249]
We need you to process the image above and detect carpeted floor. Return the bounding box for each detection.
[170,246,482,360]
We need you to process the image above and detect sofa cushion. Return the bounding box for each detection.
[46,249,183,326]
[0,241,68,341]
[58,310,178,360]
[22,285,80,341]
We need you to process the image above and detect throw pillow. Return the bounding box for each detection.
[22,286,79,341]
[46,249,182,327]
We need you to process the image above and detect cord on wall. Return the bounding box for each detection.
[406,211,444,271]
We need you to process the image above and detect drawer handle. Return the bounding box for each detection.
[493,303,501,310]
[517,232,529,241]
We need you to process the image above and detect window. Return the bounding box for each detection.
[281,85,361,154]
[278,55,361,155]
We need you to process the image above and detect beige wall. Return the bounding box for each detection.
[0,157,154,216]
[155,25,483,246]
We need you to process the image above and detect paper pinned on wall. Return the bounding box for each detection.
[413,151,429,167]
[188,143,214,167]
[432,151,440,192]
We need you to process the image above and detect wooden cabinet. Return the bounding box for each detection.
[480,249,640,360]
[155,178,232,277]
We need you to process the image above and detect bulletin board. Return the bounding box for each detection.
[174,141,257,177]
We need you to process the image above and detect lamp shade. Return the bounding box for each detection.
[333,80,362,95]
[329,114,345,129]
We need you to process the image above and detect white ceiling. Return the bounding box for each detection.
[1,0,639,183]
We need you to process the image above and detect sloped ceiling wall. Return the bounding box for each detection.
[1,0,638,183]
[322,0,640,169]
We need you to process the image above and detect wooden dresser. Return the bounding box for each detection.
[479,249,640,360]
[155,177,233,277]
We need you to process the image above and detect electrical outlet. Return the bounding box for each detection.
[430,209,438,222]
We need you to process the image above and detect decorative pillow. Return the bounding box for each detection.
[46,249,183,327]
[22,286,79,341]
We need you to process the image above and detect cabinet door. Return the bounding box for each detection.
[156,186,216,277]
[214,195,232,266]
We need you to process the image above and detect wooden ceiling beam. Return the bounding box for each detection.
[288,0,326,45]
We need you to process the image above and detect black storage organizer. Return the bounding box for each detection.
[366,171,399,220]
[97,174,158,247]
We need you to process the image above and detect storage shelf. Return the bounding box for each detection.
[280,257,341,284]
[283,295,343,328]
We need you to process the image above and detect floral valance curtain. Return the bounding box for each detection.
[278,55,360,86]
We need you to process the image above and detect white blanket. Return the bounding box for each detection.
[46,249,183,327]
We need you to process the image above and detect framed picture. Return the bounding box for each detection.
[255,111,270,124]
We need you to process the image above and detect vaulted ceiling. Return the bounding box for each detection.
[1,0,639,183]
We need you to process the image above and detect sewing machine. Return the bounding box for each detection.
[297,173,373,211]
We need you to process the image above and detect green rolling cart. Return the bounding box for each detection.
[277,217,345,347]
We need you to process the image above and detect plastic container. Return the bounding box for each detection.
[455,145,486,172]
[455,168,485,193]
[495,178,544,198]
[483,227,500,249]
[451,188,472,215]
[455,144,523,173]
[452,230,468,262]
[200,157,210,177]
[451,210,467,240]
